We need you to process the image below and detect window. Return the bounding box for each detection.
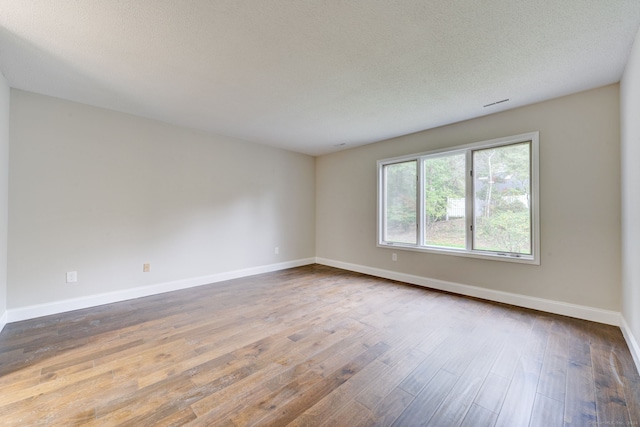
[378,132,539,264]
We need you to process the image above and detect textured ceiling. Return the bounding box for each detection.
[1,1,639,155]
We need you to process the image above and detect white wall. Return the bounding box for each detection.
[0,74,9,329]
[317,85,621,313]
[621,27,640,366]
[8,90,315,310]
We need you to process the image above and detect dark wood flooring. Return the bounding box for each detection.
[0,264,638,426]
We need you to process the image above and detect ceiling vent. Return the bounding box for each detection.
[483,98,510,108]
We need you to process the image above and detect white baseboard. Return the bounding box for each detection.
[6,258,316,323]
[316,257,621,326]
[621,316,640,375]
[0,310,7,333]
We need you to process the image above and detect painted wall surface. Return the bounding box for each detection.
[621,28,640,347]
[317,85,621,311]
[8,90,315,309]
[0,74,9,320]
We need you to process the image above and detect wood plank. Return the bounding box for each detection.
[0,370,116,425]
[591,345,632,425]
[286,359,390,427]
[564,361,597,426]
[354,349,425,410]
[320,400,375,427]
[248,341,391,426]
[391,369,459,426]
[494,317,546,427]
[460,403,499,427]
[537,353,567,402]
[530,393,564,427]
[397,330,472,396]
[368,387,415,427]
[427,338,499,426]
[474,372,511,414]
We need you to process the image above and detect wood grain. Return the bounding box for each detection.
[0,264,638,426]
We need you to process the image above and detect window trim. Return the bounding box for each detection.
[377,132,540,265]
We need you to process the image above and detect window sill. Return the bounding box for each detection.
[378,242,540,265]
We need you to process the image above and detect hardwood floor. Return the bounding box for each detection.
[0,264,638,426]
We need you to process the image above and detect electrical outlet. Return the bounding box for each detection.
[274,247,279,255]
[143,263,150,272]
[66,271,78,283]
[392,253,397,261]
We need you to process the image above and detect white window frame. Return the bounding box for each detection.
[377,132,540,265]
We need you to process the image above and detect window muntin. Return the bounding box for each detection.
[377,132,539,264]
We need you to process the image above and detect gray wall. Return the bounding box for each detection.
[317,84,621,311]
[8,90,316,309]
[0,74,8,322]
[621,28,640,355]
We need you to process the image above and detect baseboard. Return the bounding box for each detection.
[621,316,640,375]
[316,257,621,326]
[6,258,316,323]
[0,310,7,333]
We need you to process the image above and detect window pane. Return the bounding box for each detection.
[473,142,531,254]
[424,153,466,248]
[384,161,417,244]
